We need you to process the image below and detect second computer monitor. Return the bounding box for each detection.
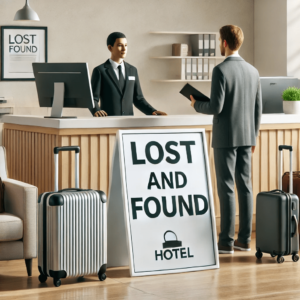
[260,77,300,114]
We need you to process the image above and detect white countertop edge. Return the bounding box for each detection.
[2,114,300,129]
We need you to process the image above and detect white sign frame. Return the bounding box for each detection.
[1,26,48,81]
[107,128,219,276]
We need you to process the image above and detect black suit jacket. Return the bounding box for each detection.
[90,60,156,116]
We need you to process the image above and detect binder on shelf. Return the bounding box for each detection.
[197,58,203,80]
[203,58,209,80]
[209,34,216,56]
[190,34,204,56]
[0,97,8,104]
[172,44,188,56]
[186,58,192,80]
[192,58,197,80]
[181,58,186,80]
[204,34,210,56]
[209,59,215,79]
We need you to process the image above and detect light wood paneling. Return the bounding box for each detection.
[80,135,89,189]
[3,125,300,231]
[260,131,269,192]
[99,135,109,194]
[268,130,277,191]
[70,136,79,188]
[90,135,99,190]
[60,136,70,190]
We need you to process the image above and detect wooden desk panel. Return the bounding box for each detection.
[3,123,300,232]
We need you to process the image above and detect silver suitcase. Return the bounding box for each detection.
[38,146,107,287]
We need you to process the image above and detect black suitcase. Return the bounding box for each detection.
[256,145,299,263]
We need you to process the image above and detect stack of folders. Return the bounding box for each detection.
[190,34,216,56]
[179,33,216,80]
[181,58,215,80]
[0,97,8,104]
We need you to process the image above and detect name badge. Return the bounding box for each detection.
[128,76,135,80]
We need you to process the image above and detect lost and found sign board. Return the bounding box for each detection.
[107,129,219,276]
[1,26,47,81]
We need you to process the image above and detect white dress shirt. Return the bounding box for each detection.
[226,53,240,58]
[109,58,125,80]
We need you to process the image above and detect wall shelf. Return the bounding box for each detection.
[150,56,223,59]
[151,80,211,83]
[0,105,14,115]
[150,31,218,35]
[150,30,219,82]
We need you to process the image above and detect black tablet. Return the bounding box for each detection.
[179,83,210,102]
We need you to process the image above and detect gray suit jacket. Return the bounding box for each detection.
[194,56,262,148]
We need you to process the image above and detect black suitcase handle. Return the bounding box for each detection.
[278,145,293,193]
[54,146,80,154]
[279,145,293,151]
[54,146,80,191]
[292,215,298,238]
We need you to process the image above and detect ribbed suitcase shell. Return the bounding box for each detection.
[255,145,299,263]
[256,191,299,256]
[38,190,106,278]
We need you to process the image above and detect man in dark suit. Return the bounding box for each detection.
[90,32,167,117]
[190,25,262,254]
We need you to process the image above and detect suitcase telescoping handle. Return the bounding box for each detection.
[54,146,80,192]
[278,145,293,193]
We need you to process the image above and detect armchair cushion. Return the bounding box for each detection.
[0,212,23,242]
[0,178,4,213]
[3,178,37,259]
[0,241,23,261]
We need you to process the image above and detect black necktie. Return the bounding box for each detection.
[118,65,125,93]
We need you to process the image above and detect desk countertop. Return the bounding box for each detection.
[2,114,300,129]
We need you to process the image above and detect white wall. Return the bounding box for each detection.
[254,0,300,80]
[254,0,287,76]
[287,0,300,78]
[0,0,254,117]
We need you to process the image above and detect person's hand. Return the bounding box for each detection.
[252,146,255,153]
[94,110,108,117]
[152,111,167,116]
[190,95,196,108]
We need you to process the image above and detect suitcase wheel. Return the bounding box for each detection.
[53,278,61,287]
[292,254,299,262]
[38,274,47,283]
[277,256,284,264]
[98,273,106,281]
[255,251,263,259]
[270,254,276,258]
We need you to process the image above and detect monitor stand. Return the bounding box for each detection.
[44,82,77,118]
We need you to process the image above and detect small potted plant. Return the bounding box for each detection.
[282,87,300,114]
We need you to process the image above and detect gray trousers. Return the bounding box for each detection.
[214,146,253,247]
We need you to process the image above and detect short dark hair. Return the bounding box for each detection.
[107,32,126,47]
[219,25,244,51]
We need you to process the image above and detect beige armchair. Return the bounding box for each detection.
[0,146,37,276]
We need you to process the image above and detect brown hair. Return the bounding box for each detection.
[219,25,244,51]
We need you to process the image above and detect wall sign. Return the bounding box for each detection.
[1,26,47,81]
[107,129,219,276]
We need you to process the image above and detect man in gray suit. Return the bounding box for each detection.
[190,25,262,254]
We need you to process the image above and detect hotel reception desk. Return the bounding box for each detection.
[2,114,300,232]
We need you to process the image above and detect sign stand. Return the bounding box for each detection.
[107,141,130,267]
[107,129,219,276]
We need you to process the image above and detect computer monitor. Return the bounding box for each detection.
[32,63,95,118]
[260,77,300,114]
